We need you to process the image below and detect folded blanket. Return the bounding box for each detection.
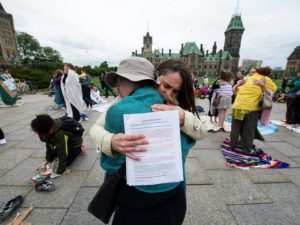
[221,139,289,170]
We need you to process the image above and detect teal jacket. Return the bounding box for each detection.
[100,86,195,193]
[80,74,92,87]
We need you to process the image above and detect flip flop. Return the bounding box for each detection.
[0,195,23,222]
[35,180,56,192]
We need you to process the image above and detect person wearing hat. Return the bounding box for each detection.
[90,57,206,225]
[90,59,206,160]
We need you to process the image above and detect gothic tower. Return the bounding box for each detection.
[142,32,152,61]
[0,3,20,64]
[224,13,244,73]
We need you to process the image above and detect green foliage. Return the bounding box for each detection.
[17,32,63,65]
[37,46,63,62]
[17,32,41,64]
[9,66,53,88]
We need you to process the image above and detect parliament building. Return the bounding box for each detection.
[132,13,245,75]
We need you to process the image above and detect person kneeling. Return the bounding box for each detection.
[31,114,84,174]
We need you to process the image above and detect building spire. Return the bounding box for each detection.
[147,21,149,32]
[0,2,7,14]
[234,0,241,15]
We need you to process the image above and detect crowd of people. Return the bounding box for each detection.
[1,57,299,225]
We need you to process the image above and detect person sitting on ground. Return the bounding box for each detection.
[31,114,84,174]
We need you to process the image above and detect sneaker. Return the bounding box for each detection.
[0,195,23,222]
[0,139,6,145]
[81,114,89,121]
[35,180,56,192]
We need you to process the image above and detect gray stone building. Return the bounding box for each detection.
[0,3,20,65]
[286,46,300,75]
[133,13,244,75]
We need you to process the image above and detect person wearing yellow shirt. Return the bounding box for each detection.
[230,67,277,154]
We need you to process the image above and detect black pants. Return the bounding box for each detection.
[112,182,186,225]
[82,86,93,108]
[66,145,81,166]
[71,104,81,121]
[105,85,116,98]
[286,97,300,124]
[230,111,260,153]
[0,128,4,139]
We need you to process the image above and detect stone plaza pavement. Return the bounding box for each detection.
[0,94,299,225]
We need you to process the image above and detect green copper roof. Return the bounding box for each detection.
[226,14,245,32]
[153,49,180,59]
[221,51,233,60]
[182,42,203,56]
[204,50,233,62]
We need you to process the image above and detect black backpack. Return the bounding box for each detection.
[59,117,84,136]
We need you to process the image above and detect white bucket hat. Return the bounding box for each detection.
[105,57,160,87]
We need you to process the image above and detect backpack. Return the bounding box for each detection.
[59,117,84,136]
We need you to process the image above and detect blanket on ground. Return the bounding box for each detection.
[221,139,289,170]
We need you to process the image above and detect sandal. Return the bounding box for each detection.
[35,180,56,192]
[0,195,23,222]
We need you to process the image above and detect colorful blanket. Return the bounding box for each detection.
[221,139,289,169]
[0,79,17,105]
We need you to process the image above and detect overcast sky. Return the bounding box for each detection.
[2,0,299,68]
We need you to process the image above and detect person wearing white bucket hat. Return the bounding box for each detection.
[90,59,206,160]
[90,57,207,225]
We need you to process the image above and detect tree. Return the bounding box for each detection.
[17,32,41,64]
[38,46,63,62]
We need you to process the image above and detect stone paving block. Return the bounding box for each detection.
[0,186,32,205]
[292,157,300,164]
[31,148,46,158]
[196,150,229,170]
[194,139,220,149]
[185,158,212,185]
[267,142,300,157]
[273,200,300,225]
[278,135,300,148]
[257,183,300,201]
[263,133,286,142]
[61,187,110,225]
[0,148,36,170]
[208,170,271,204]
[1,124,27,135]
[279,168,300,187]
[183,186,237,225]
[0,157,43,185]
[23,171,88,208]
[83,161,105,187]
[0,169,8,178]
[69,150,97,171]
[229,204,294,225]
[14,135,44,149]
[5,130,33,141]
[20,208,67,225]
[257,183,300,224]
[0,140,20,153]
[246,169,290,184]
[264,149,300,168]
[206,132,228,143]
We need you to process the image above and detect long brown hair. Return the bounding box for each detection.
[155,60,197,115]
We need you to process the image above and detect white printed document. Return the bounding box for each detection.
[124,111,183,186]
